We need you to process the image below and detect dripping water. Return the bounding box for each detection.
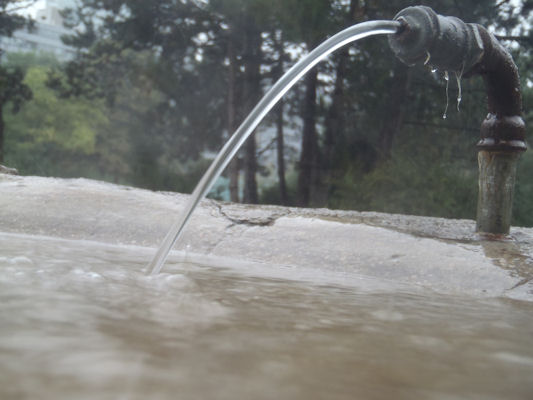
[456,73,463,111]
[148,20,402,275]
[440,65,464,119]
[455,64,464,112]
[424,51,431,65]
[443,71,450,119]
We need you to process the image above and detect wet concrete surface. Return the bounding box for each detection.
[2,233,533,400]
[0,174,532,300]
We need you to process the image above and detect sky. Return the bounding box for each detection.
[8,0,45,17]
[9,0,77,18]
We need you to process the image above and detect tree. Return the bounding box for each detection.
[52,1,233,190]
[321,0,366,203]
[278,0,335,207]
[240,14,262,204]
[225,28,240,202]
[0,1,32,36]
[33,0,533,226]
[0,0,34,163]
[208,0,282,204]
[271,30,289,205]
[0,65,31,162]
[4,56,108,176]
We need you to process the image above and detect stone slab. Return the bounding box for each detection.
[1,174,532,300]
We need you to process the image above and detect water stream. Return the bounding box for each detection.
[2,232,533,399]
[148,20,401,275]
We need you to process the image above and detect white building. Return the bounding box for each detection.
[1,0,77,61]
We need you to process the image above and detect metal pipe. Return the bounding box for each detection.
[388,6,526,235]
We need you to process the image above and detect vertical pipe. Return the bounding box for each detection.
[473,28,526,234]
[476,151,520,234]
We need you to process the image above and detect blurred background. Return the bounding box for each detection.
[2,0,533,225]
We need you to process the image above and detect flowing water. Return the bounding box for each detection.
[148,20,401,274]
[2,232,533,400]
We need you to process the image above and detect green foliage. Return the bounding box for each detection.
[4,51,210,192]
[513,152,533,227]
[0,64,32,112]
[4,63,107,174]
[0,1,33,38]
[0,2,35,102]
[4,0,533,226]
[0,1,35,161]
[260,169,299,204]
[329,155,478,219]
[5,51,59,71]
[277,0,334,46]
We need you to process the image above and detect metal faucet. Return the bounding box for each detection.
[388,6,527,235]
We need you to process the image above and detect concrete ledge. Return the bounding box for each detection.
[1,174,532,300]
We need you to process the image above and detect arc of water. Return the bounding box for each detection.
[148,20,401,275]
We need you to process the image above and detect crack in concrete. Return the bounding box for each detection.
[211,200,290,227]
[197,200,291,257]
[508,276,533,291]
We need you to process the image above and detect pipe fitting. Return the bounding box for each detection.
[388,6,484,73]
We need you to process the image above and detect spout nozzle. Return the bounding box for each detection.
[388,6,484,73]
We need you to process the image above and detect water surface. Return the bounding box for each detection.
[1,233,532,400]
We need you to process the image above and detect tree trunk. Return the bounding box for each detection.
[322,51,347,199]
[297,68,318,207]
[242,22,261,204]
[273,32,288,205]
[243,133,258,204]
[275,101,288,205]
[319,0,366,205]
[378,65,413,158]
[0,103,4,164]
[323,0,360,176]
[226,37,240,203]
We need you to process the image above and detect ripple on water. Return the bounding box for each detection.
[0,232,533,400]
[369,309,405,322]
[0,255,33,265]
[492,352,533,367]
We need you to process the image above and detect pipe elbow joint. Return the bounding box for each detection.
[474,28,527,151]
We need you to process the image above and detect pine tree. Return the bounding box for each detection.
[0,1,33,163]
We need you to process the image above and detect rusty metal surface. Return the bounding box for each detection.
[472,27,526,151]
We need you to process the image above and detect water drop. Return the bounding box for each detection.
[443,71,450,119]
[455,65,464,112]
[431,67,437,73]
[424,51,431,65]
[456,72,462,112]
